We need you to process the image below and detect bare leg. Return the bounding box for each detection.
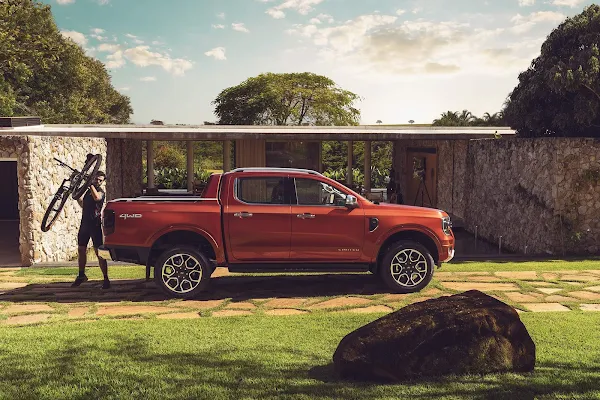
[78,245,87,276]
[94,247,110,289]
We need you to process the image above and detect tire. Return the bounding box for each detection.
[72,154,102,200]
[379,240,435,293]
[41,186,69,232]
[153,246,211,299]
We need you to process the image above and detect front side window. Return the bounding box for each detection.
[294,178,347,206]
[236,177,288,204]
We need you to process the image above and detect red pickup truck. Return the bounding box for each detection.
[99,168,455,299]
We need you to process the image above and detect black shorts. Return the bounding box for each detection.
[78,220,103,248]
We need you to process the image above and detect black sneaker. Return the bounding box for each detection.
[71,275,88,287]
[102,280,111,290]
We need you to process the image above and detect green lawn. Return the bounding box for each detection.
[13,258,600,283]
[0,312,598,399]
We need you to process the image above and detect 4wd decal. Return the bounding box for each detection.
[119,213,142,220]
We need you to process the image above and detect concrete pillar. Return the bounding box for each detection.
[187,141,194,192]
[364,141,371,193]
[223,140,231,172]
[147,140,155,189]
[347,140,353,187]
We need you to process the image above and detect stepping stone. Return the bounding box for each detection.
[585,286,600,293]
[541,273,558,281]
[263,298,307,308]
[309,297,372,309]
[545,295,578,302]
[467,276,500,282]
[382,294,410,302]
[583,270,600,276]
[567,291,600,301]
[176,300,224,309]
[0,282,29,290]
[226,302,256,310]
[68,307,89,318]
[264,309,308,316]
[529,282,558,287]
[537,288,563,295]
[435,272,453,278]
[423,288,443,295]
[96,306,179,316]
[441,282,519,291]
[453,272,491,276]
[580,304,600,312]
[3,304,54,314]
[525,303,570,312]
[495,271,538,280]
[560,275,598,282]
[156,312,200,319]
[505,292,542,303]
[348,305,393,314]
[4,314,52,325]
[212,310,252,317]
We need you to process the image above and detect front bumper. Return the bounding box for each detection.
[97,245,113,261]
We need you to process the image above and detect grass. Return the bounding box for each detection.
[0,312,598,399]
[12,258,600,282]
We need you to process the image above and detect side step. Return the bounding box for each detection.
[228,263,371,273]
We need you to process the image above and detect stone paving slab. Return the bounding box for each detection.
[580,304,600,311]
[262,298,307,308]
[525,303,571,312]
[560,275,599,282]
[212,310,252,317]
[157,312,201,320]
[568,291,600,300]
[96,306,179,316]
[495,271,539,280]
[441,282,519,291]
[4,314,52,325]
[226,302,257,310]
[537,288,563,295]
[264,309,309,316]
[586,285,600,292]
[505,292,544,303]
[3,304,54,314]
[308,297,372,309]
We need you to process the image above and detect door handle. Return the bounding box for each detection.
[296,213,315,219]
[234,211,253,218]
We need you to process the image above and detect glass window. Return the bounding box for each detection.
[236,177,287,204]
[294,178,347,206]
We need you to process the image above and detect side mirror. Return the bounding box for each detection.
[345,195,358,208]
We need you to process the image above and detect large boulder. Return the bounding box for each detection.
[333,290,535,382]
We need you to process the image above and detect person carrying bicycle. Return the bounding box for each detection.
[71,154,110,289]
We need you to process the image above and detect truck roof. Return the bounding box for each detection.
[227,167,324,176]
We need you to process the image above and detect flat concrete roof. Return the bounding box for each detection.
[0,124,516,141]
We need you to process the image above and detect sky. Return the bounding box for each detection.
[46,0,596,125]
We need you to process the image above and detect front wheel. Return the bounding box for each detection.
[72,154,102,200]
[153,246,211,299]
[379,240,435,293]
[41,186,69,232]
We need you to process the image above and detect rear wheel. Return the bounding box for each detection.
[153,246,211,299]
[379,240,435,293]
[41,186,69,232]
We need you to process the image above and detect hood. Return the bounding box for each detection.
[366,201,446,217]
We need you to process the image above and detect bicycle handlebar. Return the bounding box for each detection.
[54,157,78,173]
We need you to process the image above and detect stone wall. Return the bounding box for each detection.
[395,137,600,256]
[467,138,599,256]
[23,136,107,264]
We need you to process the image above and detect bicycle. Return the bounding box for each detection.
[41,154,103,232]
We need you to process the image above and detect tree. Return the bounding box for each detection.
[151,120,164,125]
[376,120,382,124]
[408,120,414,124]
[503,5,600,137]
[0,0,132,123]
[432,110,505,126]
[212,72,361,126]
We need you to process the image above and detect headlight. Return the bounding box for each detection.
[442,216,452,235]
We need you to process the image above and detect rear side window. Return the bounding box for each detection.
[236,177,288,204]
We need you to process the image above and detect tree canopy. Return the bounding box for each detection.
[432,110,505,126]
[0,0,132,123]
[212,72,361,126]
[503,5,600,137]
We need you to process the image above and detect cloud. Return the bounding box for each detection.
[98,43,121,52]
[91,28,105,35]
[286,13,536,77]
[56,0,75,4]
[265,0,325,19]
[396,9,406,16]
[140,76,157,82]
[552,0,585,6]
[212,24,226,29]
[205,47,227,60]
[97,0,110,4]
[124,46,193,75]
[310,13,334,24]
[125,33,144,44]
[232,23,250,33]
[217,12,226,18]
[510,11,564,33]
[518,0,534,5]
[60,30,87,46]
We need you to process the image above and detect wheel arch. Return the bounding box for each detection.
[148,229,218,270]
[373,228,441,273]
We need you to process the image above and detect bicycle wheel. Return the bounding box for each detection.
[72,154,102,200]
[41,185,70,232]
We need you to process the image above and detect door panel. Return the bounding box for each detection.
[406,148,437,208]
[225,176,291,261]
[290,178,365,261]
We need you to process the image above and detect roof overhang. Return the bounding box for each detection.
[0,124,516,141]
